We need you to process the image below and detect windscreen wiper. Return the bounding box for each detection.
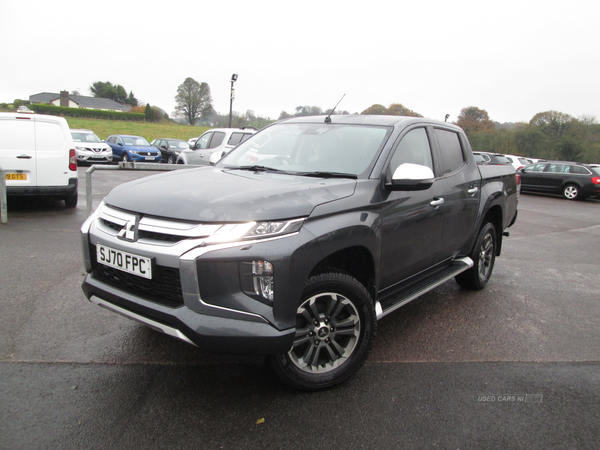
[234,165,289,174]
[295,171,358,179]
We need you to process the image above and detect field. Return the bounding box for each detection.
[65,117,211,142]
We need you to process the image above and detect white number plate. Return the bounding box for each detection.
[97,244,152,279]
[145,156,156,160]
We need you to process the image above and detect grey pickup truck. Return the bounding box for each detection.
[81,115,519,390]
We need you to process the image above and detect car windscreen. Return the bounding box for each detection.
[218,122,391,177]
[168,140,188,149]
[72,132,102,143]
[123,136,150,146]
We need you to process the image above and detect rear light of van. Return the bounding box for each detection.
[69,149,77,171]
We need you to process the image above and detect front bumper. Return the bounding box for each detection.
[82,274,295,353]
[79,204,318,355]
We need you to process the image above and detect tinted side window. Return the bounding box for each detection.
[228,132,245,146]
[209,132,226,149]
[570,165,590,175]
[389,128,433,176]
[524,163,545,172]
[547,164,566,173]
[239,133,253,144]
[435,129,464,175]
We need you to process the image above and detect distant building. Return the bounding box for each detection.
[29,91,131,112]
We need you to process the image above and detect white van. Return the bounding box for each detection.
[0,112,78,207]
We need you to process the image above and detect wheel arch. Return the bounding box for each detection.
[309,246,376,301]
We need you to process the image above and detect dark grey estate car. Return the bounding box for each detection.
[519,161,600,200]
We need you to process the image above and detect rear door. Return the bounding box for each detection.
[0,113,37,187]
[432,127,480,260]
[35,115,71,186]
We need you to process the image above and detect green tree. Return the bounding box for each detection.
[144,103,154,122]
[90,81,137,105]
[457,106,495,136]
[361,104,387,115]
[174,78,213,125]
[361,103,421,116]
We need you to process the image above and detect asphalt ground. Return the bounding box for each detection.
[1,166,599,449]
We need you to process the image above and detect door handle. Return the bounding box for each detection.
[17,155,32,159]
[468,187,479,196]
[430,197,445,207]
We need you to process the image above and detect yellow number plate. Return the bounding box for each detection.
[5,173,27,181]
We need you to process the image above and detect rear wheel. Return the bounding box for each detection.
[455,222,496,290]
[267,272,376,390]
[563,184,580,200]
[64,192,78,208]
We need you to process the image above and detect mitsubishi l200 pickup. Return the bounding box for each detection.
[81,115,519,390]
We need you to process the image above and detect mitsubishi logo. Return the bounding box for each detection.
[117,217,139,241]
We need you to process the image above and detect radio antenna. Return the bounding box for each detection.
[324,94,346,123]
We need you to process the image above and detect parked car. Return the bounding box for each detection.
[473,152,512,166]
[503,154,533,171]
[519,161,600,200]
[188,137,199,148]
[177,128,256,165]
[151,138,188,164]
[0,112,78,207]
[105,135,162,163]
[81,115,519,390]
[71,129,113,165]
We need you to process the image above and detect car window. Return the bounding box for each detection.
[524,163,545,172]
[389,128,434,176]
[547,164,566,173]
[434,128,464,175]
[227,133,251,146]
[209,132,226,149]
[196,133,212,150]
[570,165,590,175]
[107,136,116,144]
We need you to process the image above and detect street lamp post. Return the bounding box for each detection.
[228,73,238,128]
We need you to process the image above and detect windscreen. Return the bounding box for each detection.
[218,122,390,177]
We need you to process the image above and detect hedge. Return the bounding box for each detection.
[30,104,146,121]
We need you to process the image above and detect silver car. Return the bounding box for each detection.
[177,128,256,165]
[71,129,113,164]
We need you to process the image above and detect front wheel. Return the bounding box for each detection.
[267,272,376,390]
[563,184,580,200]
[455,222,496,290]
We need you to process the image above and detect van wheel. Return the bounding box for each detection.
[65,193,78,208]
[267,272,376,391]
[455,222,496,290]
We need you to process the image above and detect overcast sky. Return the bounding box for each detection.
[2,0,599,124]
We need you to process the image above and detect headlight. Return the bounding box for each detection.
[204,218,304,245]
[75,146,86,151]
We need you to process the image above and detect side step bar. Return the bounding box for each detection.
[375,257,473,320]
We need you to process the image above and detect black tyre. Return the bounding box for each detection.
[267,272,376,391]
[455,222,496,290]
[563,184,580,200]
[167,155,175,164]
[122,153,129,162]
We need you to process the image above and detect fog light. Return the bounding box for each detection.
[251,260,274,300]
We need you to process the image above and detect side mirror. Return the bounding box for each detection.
[386,163,434,191]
